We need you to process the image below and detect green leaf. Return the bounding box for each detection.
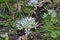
[0,0,17,3]
[0,21,6,25]
[55,0,60,3]
[51,17,57,24]
[22,6,34,13]
[50,31,60,38]
[0,14,10,19]
[0,38,4,40]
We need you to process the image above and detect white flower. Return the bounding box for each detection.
[1,32,9,40]
[43,9,57,18]
[28,0,38,7]
[42,13,48,18]
[48,9,57,17]
[16,17,38,34]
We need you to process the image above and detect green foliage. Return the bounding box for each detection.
[0,13,11,25]
[0,14,10,19]
[22,6,34,13]
[43,10,60,40]
[0,0,17,3]
[0,38,4,40]
[1,33,9,40]
[55,0,60,3]
[0,0,60,40]
[0,21,6,25]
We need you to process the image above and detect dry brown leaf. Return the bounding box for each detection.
[17,35,28,40]
[38,0,52,7]
[14,1,23,11]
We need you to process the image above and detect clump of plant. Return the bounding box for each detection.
[0,0,17,3]
[0,33,9,40]
[55,0,60,3]
[16,17,38,35]
[27,0,38,7]
[43,9,60,40]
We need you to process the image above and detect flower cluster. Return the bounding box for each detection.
[16,17,38,35]
[43,9,57,18]
[28,0,38,7]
